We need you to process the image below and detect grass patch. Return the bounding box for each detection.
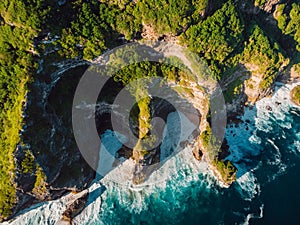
[291,85,300,106]
[172,86,194,98]
[255,0,267,6]
[243,24,287,90]
[212,159,237,183]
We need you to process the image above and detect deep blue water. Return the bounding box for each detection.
[5,84,300,225]
[73,84,300,225]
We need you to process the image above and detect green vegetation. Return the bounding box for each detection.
[285,3,300,51]
[275,4,288,31]
[200,124,237,183]
[292,63,300,75]
[57,2,109,60]
[255,0,267,6]
[21,150,35,174]
[275,2,300,51]
[223,78,244,103]
[113,61,192,160]
[182,0,244,79]
[135,0,205,35]
[137,96,151,139]
[212,159,236,183]
[200,125,217,161]
[243,25,286,90]
[0,0,52,219]
[291,85,300,106]
[19,149,48,199]
[56,0,210,59]
[0,0,298,219]
[200,125,212,148]
[32,165,48,200]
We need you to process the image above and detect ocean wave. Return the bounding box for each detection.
[225,82,300,223]
[242,204,264,225]
[73,112,219,224]
[236,171,261,201]
[5,83,300,225]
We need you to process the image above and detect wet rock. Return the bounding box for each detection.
[61,191,89,223]
[132,164,147,185]
[58,0,66,6]
[192,147,203,161]
[259,0,282,13]
[179,140,189,149]
[275,101,281,106]
[266,105,272,111]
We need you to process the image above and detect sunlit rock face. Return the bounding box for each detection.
[94,79,204,185]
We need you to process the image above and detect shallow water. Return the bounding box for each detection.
[4,83,300,225]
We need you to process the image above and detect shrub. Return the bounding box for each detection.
[291,85,300,106]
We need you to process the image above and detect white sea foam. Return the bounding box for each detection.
[5,82,300,225]
[73,148,218,224]
[74,112,216,224]
[96,130,127,178]
[226,82,300,201]
[74,158,214,223]
[236,171,260,201]
[242,204,264,225]
[2,191,88,225]
[160,111,197,161]
[292,140,300,153]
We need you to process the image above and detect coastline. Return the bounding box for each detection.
[225,80,300,176]
[6,79,300,224]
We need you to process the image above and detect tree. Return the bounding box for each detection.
[182,0,244,79]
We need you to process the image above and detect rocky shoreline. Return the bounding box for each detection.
[6,77,300,224]
[5,36,300,222]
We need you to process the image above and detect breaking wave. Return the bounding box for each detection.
[4,83,300,225]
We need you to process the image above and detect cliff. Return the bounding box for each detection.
[2,0,300,221]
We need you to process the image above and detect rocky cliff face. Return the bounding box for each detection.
[256,0,282,13]
[9,59,96,220]
[117,73,236,187]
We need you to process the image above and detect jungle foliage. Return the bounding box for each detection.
[181,0,244,79]
[275,2,300,51]
[0,0,52,219]
[0,0,298,220]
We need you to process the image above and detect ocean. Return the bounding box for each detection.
[3,82,300,225]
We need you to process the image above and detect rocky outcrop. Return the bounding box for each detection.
[141,23,160,40]
[61,191,89,224]
[141,23,179,43]
[291,64,300,80]
[290,85,300,106]
[256,0,282,13]
[112,77,207,185]
[192,145,203,161]
[7,59,96,222]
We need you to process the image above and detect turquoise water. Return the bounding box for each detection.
[72,84,300,225]
[77,83,300,225]
[4,83,300,225]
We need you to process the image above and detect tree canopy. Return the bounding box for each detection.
[0,0,296,220]
[181,0,244,79]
